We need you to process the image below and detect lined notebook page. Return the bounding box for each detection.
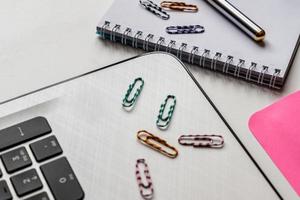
[100,0,300,79]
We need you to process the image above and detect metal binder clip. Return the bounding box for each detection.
[122,77,144,109]
[139,0,170,20]
[166,25,205,34]
[137,130,178,158]
[156,95,176,129]
[178,135,224,148]
[160,1,198,12]
[135,159,154,200]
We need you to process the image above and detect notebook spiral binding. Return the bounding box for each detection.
[99,21,282,89]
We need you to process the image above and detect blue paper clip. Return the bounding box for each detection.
[166,25,205,34]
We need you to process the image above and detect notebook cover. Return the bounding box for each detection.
[249,91,300,196]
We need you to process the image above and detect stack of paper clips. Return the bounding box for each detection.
[122,77,225,199]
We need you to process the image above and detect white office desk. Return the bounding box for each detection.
[1,0,299,199]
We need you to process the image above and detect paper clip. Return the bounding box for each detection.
[139,0,170,20]
[137,130,178,158]
[122,77,144,109]
[135,159,154,200]
[178,135,224,148]
[166,25,205,34]
[160,1,198,12]
[156,95,176,129]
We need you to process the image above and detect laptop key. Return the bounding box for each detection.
[1,147,32,174]
[30,136,63,162]
[41,157,84,200]
[0,180,12,200]
[10,169,43,197]
[24,192,50,200]
[0,117,52,152]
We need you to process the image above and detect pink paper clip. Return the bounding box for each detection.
[135,159,154,200]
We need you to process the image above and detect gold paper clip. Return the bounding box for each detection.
[178,135,224,148]
[137,130,178,158]
[160,1,198,12]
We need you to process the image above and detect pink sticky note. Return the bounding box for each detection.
[249,91,300,196]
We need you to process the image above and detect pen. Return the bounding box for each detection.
[205,0,266,42]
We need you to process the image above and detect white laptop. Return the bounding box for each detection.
[0,53,285,199]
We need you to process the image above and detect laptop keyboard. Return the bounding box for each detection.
[0,117,84,200]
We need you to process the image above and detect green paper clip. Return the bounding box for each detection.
[122,77,144,109]
[156,95,176,129]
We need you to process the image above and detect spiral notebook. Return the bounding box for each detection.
[97,0,300,89]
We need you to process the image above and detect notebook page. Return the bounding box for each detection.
[100,0,300,78]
